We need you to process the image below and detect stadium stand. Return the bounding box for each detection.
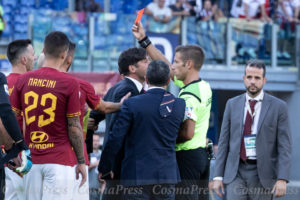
[0,0,298,71]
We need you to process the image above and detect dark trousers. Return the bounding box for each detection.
[102,151,124,200]
[226,161,273,200]
[175,148,210,200]
[0,168,5,200]
[122,184,175,200]
[102,179,123,200]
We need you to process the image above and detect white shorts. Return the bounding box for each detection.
[5,167,25,200]
[72,165,89,200]
[24,164,76,200]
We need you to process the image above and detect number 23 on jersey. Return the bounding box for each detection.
[24,91,57,127]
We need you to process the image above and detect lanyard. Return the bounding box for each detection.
[246,100,261,120]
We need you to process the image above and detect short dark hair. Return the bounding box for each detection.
[118,47,147,76]
[68,41,76,55]
[245,59,266,77]
[44,31,69,58]
[175,45,205,71]
[7,39,32,65]
[146,60,170,87]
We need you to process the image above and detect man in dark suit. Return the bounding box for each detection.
[89,47,149,199]
[98,60,185,199]
[212,59,292,199]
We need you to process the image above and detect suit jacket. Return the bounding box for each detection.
[102,78,140,147]
[99,88,185,186]
[91,78,140,178]
[214,92,292,189]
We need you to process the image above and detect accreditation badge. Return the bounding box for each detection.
[244,135,256,157]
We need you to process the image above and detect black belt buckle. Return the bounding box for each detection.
[240,159,257,165]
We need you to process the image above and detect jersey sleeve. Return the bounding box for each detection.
[66,79,81,118]
[82,81,100,110]
[9,77,22,114]
[181,94,199,122]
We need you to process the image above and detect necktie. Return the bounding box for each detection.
[140,89,146,94]
[240,99,257,161]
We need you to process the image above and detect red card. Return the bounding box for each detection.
[135,8,144,24]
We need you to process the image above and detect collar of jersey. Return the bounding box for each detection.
[181,78,202,90]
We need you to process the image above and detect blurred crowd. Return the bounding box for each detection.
[144,0,299,23]
[143,0,299,61]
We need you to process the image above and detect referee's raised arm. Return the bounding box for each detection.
[132,22,175,80]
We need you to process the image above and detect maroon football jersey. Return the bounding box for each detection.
[11,67,81,166]
[76,78,100,126]
[7,73,23,132]
[75,77,101,165]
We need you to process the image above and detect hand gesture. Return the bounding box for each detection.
[132,22,146,41]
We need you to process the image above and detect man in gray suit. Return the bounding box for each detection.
[212,59,292,199]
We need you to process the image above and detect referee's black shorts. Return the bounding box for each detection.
[175,147,210,200]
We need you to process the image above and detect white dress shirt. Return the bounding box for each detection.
[244,90,264,136]
[148,86,165,90]
[125,76,143,93]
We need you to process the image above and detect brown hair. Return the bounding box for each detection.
[175,45,205,71]
[246,59,266,77]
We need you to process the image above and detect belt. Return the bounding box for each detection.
[240,159,257,165]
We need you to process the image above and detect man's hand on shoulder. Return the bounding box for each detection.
[120,92,131,104]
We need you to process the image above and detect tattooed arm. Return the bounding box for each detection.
[67,116,86,187]
[67,116,85,164]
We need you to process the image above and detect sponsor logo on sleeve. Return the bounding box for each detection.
[185,107,194,119]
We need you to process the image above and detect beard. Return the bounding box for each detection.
[247,85,262,96]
